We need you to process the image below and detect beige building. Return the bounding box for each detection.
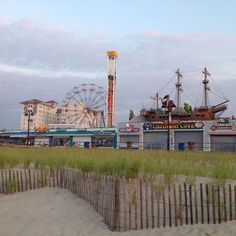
[61,101,90,127]
[20,99,60,130]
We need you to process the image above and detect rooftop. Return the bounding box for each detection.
[21,99,58,108]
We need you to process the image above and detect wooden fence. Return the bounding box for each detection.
[0,167,236,231]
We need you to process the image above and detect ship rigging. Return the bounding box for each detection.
[140,68,229,122]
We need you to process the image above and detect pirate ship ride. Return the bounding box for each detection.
[140,68,229,122]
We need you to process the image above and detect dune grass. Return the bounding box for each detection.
[0,147,236,181]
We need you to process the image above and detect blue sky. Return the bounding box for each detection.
[1,0,236,33]
[0,1,236,128]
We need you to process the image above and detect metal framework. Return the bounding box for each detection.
[62,84,106,128]
[107,51,118,127]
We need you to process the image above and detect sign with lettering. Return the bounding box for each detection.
[143,121,204,130]
[211,124,236,131]
[119,124,140,133]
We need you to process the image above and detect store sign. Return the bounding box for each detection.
[119,124,140,133]
[143,121,204,130]
[211,124,236,131]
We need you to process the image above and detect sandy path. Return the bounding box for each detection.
[0,188,236,236]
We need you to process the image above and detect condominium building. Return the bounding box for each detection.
[61,101,84,126]
[20,99,60,130]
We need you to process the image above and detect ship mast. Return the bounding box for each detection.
[202,67,210,107]
[175,68,183,111]
[150,92,160,110]
[156,92,159,110]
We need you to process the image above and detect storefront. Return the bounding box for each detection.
[143,121,204,150]
[1,128,117,148]
[118,120,204,150]
[118,123,143,149]
[203,120,236,152]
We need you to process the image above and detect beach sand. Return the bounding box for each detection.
[0,188,236,236]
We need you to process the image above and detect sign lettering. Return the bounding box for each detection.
[143,121,204,130]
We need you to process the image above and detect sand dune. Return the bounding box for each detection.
[0,188,236,236]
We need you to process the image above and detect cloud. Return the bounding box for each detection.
[0,19,236,128]
[0,63,105,79]
[0,19,108,75]
[139,30,201,42]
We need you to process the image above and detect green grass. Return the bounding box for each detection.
[0,147,236,181]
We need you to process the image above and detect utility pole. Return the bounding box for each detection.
[167,109,170,151]
[25,110,34,146]
[175,68,183,111]
[202,67,210,107]
[162,96,175,151]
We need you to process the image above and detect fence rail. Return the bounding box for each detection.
[1,167,236,231]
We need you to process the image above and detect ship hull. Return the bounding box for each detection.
[141,104,228,122]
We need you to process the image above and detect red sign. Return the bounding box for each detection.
[119,126,140,133]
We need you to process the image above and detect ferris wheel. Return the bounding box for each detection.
[62,84,106,128]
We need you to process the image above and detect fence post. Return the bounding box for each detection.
[112,178,120,231]
[134,178,138,229]
[212,185,216,224]
[145,181,149,229]
[189,184,193,225]
[157,184,160,228]
[173,184,177,227]
[168,184,172,227]
[0,169,2,194]
[20,170,23,192]
[217,185,221,224]
[7,169,11,194]
[29,168,32,190]
[163,185,166,227]
[194,184,198,224]
[16,170,20,192]
[179,184,183,225]
[184,183,188,224]
[200,183,204,224]
[223,186,227,222]
[151,182,155,228]
[206,184,210,224]
[140,179,143,229]
[129,178,132,229]
[33,168,36,189]
[229,184,232,221]
[234,186,236,220]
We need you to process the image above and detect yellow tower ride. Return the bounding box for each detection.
[107,50,118,127]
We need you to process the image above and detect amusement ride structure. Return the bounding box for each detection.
[140,68,229,122]
[61,50,118,128]
[107,51,118,127]
[62,84,106,128]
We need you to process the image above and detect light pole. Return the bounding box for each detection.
[162,95,176,151]
[167,103,174,151]
[167,107,171,151]
[25,110,34,146]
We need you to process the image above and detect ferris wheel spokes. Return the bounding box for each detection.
[62,84,106,128]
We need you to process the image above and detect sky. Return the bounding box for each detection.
[0,0,236,128]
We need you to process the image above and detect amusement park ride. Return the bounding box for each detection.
[61,51,118,128]
[56,52,228,129]
[140,68,229,122]
[62,84,107,128]
[106,51,118,128]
